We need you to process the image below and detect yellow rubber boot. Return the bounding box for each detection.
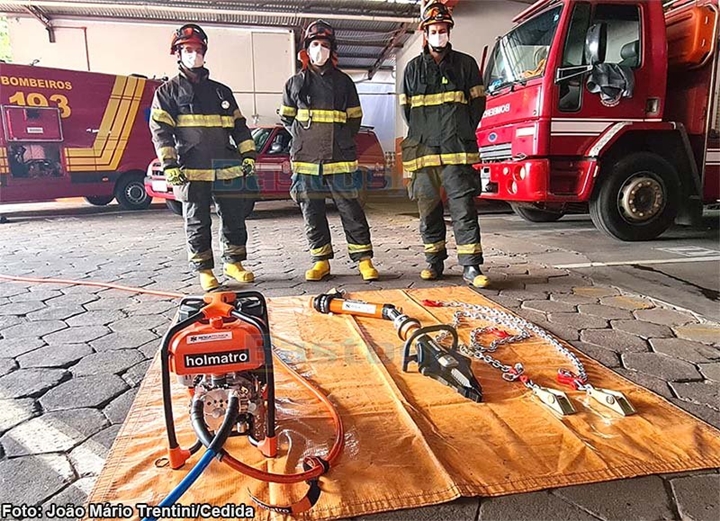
[463,266,490,288]
[224,262,255,283]
[198,270,220,291]
[305,260,330,281]
[358,259,379,281]
[420,262,443,281]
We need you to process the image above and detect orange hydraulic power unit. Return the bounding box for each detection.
[158,291,343,515]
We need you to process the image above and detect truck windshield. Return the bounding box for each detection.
[251,127,272,152]
[485,5,563,94]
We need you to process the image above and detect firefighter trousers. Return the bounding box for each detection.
[290,170,373,262]
[407,164,484,266]
[176,179,257,272]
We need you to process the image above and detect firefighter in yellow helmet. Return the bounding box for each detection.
[279,20,379,282]
[400,3,489,288]
[150,24,258,291]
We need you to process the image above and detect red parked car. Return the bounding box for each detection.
[145,125,388,214]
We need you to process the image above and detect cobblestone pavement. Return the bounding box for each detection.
[0,199,718,521]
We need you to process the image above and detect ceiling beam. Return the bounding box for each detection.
[337,40,402,49]
[342,53,389,60]
[6,1,419,24]
[368,22,414,80]
[23,5,55,42]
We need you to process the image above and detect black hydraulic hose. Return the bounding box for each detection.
[142,395,239,521]
[161,309,204,449]
[209,394,240,452]
[191,398,215,450]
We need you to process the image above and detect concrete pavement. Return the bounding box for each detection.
[0,198,718,521]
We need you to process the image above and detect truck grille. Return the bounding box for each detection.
[480,143,512,162]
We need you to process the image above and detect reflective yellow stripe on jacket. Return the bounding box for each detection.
[296,109,348,124]
[407,91,468,108]
[402,152,480,171]
[176,115,235,128]
[292,161,359,175]
[182,165,246,181]
[151,109,176,127]
[238,140,256,154]
[156,146,177,163]
[279,105,297,117]
[346,106,363,119]
[469,85,486,99]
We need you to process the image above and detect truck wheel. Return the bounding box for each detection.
[85,195,115,206]
[511,203,565,222]
[166,199,183,216]
[115,173,152,210]
[590,152,680,241]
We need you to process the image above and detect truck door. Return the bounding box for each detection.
[552,2,655,155]
[261,127,293,197]
[1,105,67,195]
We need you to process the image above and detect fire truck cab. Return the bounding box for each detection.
[476,0,719,241]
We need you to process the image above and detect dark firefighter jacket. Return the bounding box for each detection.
[401,44,486,172]
[149,67,256,182]
[279,66,363,175]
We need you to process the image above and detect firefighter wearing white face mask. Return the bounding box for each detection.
[400,3,489,288]
[150,24,258,291]
[279,20,379,282]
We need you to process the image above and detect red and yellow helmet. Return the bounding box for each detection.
[420,2,455,31]
[303,20,337,51]
[170,24,208,55]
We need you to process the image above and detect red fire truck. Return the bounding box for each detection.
[0,63,160,211]
[476,0,719,241]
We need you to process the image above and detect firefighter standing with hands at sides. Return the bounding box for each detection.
[150,24,258,292]
[279,20,379,282]
[401,3,489,288]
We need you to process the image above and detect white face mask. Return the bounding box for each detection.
[181,50,204,69]
[308,42,331,67]
[428,32,449,50]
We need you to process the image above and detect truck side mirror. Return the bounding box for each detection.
[585,23,607,65]
[480,44,489,79]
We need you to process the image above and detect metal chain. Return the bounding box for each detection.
[435,309,538,390]
[432,300,589,389]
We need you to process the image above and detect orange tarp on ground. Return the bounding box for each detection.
[86,287,720,521]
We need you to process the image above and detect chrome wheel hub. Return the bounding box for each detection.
[619,175,664,223]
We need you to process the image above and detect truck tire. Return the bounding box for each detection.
[590,152,680,241]
[511,203,564,222]
[85,195,114,206]
[166,199,183,216]
[115,173,152,210]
